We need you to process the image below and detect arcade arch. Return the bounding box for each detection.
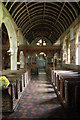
[2,17,17,70]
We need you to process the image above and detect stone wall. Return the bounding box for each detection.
[60,15,80,65]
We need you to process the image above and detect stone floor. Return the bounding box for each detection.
[2,69,80,120]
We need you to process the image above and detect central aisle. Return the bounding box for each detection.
[3,69,79,120]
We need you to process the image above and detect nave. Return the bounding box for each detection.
[2,69,80,120]
[1,1,80,120]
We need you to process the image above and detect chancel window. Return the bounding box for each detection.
[36,39,46,46]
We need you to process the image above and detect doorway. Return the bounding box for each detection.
[38,52,46,69]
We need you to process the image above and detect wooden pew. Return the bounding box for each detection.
[58,72,80,100]
[1,69,30,112]
[52,70,72,90]
[9,69,30,91]
[52,70,80,110]
[7,74,21,99]
[65,79,80,110]
[2,83,16,112]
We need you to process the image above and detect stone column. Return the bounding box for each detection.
[24,51,27,69]
[77,36,80,65]
[0,2,2,71]
[75,29,80,65]
[11,47,17,70]
[0,28,2,71]
[20,51,24,69]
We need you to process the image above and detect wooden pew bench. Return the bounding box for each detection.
[57,72,80,100]
[7,74,21,99]
[52,70,80,110]
[9,69,29,91]
[11,69,26,88]
[1,69,30,112]
[52,70,72,89]
[2,83,16,112]
[65,79,80,110]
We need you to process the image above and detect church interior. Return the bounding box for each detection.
[0,1,80,120]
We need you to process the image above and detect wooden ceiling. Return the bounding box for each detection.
[3,1,80,44]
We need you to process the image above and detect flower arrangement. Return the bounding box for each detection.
[0,76,10,89]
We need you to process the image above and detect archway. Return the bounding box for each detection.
[38,52,46,69]
[2,23,10,70]
[3,17,17,70]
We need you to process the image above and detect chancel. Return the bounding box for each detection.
[0,1,80,120]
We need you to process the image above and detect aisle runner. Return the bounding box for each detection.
[3,74,66,119]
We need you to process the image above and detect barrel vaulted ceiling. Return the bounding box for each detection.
[3,1,80,44]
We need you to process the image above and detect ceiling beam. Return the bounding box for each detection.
[43,2,46,19]
[55,2,66,24]
[19,45,61,52]
[25,1,35,39]
[48,31,53,39]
